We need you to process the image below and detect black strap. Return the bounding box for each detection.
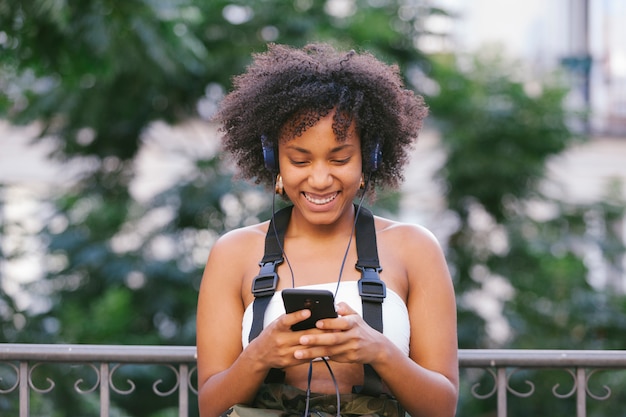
[249,206,292,384]
[353,206,386,396]
[354,206,386,333]
[248,206,292,342]
[250,204,387,395]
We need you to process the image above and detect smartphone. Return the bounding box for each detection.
[282,288,338,331]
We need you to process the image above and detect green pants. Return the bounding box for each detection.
[222,383,404,417]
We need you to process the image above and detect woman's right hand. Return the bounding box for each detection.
[248,309,325,370]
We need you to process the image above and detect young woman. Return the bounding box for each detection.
[196,43,458,417]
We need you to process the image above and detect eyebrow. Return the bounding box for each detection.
[285,144,356,154]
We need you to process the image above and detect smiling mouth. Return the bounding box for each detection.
[303,192,338,205]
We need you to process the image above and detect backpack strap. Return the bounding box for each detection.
[248,206,292,341]
[248,206,292,383]
[353,205,386,396]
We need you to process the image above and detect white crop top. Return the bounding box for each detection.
[242,281,410,356]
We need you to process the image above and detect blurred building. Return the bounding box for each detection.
[565,0,626,136]
[438,0,626,137]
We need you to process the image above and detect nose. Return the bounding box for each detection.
[308,161,333,189]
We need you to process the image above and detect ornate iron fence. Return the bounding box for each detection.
[459,349,626,417]
[1,344,626,417]
[0,344,197,417]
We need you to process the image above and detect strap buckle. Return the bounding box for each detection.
[357,269,386,303]
[251,260,281,297]
[251,273,278,297]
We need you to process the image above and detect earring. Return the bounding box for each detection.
[275,174,284,195]
[359,174,365,190]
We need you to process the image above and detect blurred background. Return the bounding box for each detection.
[1,0,625,416]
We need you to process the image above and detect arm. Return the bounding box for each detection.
[295,224,459,417]
[196,231,264,417]
[196,228,316,417]
[381,224,459,416]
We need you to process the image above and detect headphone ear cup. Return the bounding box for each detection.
[369,140,382,172]
[261,134,278,173]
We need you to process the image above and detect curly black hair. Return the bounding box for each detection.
[213,42,428,195]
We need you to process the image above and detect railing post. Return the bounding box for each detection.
[101,363,110,417]
[179,364,189,417]
[576,368,586,417]
[497,367,507,417]
[19,361,28,417]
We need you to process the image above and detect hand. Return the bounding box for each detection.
[250,309,329,370]
[293,302,386,365]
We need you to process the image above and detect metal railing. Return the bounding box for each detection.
[459,349,626,417]
[1,344,626,417]
[0,344,197,417]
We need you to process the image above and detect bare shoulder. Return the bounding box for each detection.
[374,216,443,254]
[221,220,269,240]
[209,222,268,256]
[373,215,450,295]
[201,222,269,287]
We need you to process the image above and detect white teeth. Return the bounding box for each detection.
[304,193,337,205]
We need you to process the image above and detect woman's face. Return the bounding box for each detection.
[278,112,363,226]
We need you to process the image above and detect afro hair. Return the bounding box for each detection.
[213,42,428,195]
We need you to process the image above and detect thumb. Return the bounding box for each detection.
[335,301,358,316]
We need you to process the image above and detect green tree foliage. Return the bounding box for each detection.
[426,51,576,222]
[424,50,580,348]
[425,51,626,416]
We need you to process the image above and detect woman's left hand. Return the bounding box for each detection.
[293,302,385,365]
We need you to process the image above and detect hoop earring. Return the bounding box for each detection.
[275,174,284,195]
[359,174,365,190]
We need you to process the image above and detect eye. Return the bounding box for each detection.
[289,159,309,166]
[331,157,351,165]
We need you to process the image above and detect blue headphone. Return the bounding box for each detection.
[261,134,382,174]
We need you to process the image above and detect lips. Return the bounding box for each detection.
[303,192,338,205]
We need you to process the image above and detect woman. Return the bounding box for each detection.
[197,43,458,417]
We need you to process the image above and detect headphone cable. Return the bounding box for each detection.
[270,171,372,417]
[303,358,341,417]
[333,171,372,298]
[270,175,296,288]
